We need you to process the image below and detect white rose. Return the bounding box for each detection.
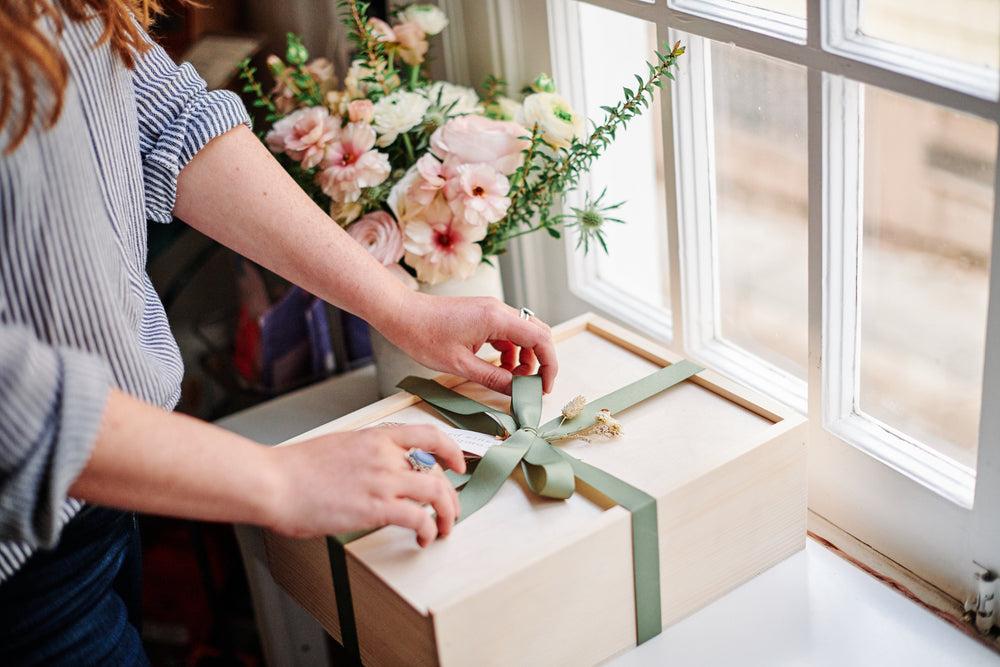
[400,4,449,35]
[373,90,431,147]
[424,81,481,116]
[521,92,585,150]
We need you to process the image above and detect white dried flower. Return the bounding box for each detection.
[424,81,482,116]
[561,395,587,421]
[592,409,623,438]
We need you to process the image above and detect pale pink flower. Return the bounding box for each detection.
[368,17,396,42]
[402,195,485,285]
[316,122,391,203]
[346,211,405,265]
[265,107,340,169]
[348,99,375,124]
[430,114,530,175]
[445,163,511,226]
[410,153,448,207]
[393,21,429,66]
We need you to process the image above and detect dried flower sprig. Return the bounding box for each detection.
[561,395,587,423]
[550,408,624,443]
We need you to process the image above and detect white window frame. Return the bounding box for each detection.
[443,0,1000,602]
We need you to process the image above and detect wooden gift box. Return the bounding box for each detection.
[264,314,807,665]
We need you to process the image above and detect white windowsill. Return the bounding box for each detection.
[217,367,996,666]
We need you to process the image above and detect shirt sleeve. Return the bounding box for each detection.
[0,324,111,547]
[131,32,252,223]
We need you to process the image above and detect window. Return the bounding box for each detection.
[458,0,1000,601]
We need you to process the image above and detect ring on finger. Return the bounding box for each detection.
[519,307,535,320]
[406,448,435,473]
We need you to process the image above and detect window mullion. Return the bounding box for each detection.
[670,32,719,357]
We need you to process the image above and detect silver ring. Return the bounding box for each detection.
[406,448,435,472]
[519,307,535,320]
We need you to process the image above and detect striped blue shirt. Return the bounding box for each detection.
[0,12,249,579]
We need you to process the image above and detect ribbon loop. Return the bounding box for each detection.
[511,375,542,429]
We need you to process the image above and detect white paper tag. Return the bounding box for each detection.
[375,422,503,457]
[437,425,503,457]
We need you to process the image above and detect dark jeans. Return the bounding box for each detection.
[0,506,149,666]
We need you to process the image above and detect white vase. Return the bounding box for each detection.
[369,262,505,397]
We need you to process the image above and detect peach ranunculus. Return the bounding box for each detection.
[348,99,375,124]
[392,21,429,66]
[430,115,530,175]
[265,107,340,169]
[445,163,511,226]
[402,195,485,285]
[316,122,391,203]
[347,211,405,265]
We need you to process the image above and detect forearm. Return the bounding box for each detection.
[69,389,280,527]
[173,124,409,330]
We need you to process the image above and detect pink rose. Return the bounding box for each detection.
[393,21,429,66]
[430,115,531,175]
[265,107,340,169]
[348,99,375,124]
[347,211,405,265]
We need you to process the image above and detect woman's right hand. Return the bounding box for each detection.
[264,425,466,547]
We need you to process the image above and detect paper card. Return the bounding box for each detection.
[375,423,503,457]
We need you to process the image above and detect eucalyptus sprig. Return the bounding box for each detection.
[483,40,686,256]
[237,58,278,126]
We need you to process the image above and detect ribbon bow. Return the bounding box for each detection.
[397,359,703,644]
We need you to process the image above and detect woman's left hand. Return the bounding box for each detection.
[378,293,558,395]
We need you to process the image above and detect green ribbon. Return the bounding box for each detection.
[327,360,702,662]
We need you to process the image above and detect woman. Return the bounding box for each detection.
[0,1,558,663]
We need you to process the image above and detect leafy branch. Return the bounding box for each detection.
[339,0,396,98]
[483,41,686,255]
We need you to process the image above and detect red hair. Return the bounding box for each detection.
[0,0,162,153]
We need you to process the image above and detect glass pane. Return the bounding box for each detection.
[859,86,998,468]
[732,0,804,17]
[859,0,1000,71]
[712,42,809,378]
[576,2,670,311]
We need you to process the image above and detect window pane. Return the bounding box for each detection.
[712,43,809,378]
[859,0,1000,71]
[859,86,998,468]
[732,0,804,17]
[576,2,670,312]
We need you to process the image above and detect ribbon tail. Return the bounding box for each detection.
[540,359,703,437]
[456,430,534,520]
[560,451,662,644]
[398,376,518,436]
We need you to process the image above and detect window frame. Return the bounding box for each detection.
[444,0,1000,602]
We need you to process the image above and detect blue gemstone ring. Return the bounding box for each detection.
[406,448,436,473]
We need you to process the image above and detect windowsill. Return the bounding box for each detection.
[218,366,997,666]
[609,540,996,666]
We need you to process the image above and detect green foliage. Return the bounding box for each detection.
[481,41,686,256]
[338,0,398,99]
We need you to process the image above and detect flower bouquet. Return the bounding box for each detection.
[238,0,685,290]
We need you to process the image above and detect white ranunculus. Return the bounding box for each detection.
[373,91,431,147]
[424,81,481,116]
[521,92,585,150]
[484,96,522,122]
[400,4,449,35]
